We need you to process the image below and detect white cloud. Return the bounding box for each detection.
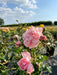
[0,0,7,7]
[32,0,36,3]
[0,0,37,24]
[0,6,35,24]
[0,0,37,9]
[18,0,37,9]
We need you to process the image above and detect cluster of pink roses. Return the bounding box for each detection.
[17,52,34,74]
[14,26,47,48]
[14,26,47,74]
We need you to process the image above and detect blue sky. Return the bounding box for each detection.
[0,0,57,24]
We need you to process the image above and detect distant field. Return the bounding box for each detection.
[45,25,57,28]
[45,26,57,30]
[0,27,17,30]
[0,25,57,30]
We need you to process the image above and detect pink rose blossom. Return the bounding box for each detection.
[15,41,21,47]
[21,52,31,60]
[17,52,34,74]
[40,35,47,41]
[22,26,43,48]
[17,58,30,70]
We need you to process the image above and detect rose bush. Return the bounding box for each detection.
[0,26,53,75]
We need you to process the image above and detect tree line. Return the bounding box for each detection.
[0,18,57,27]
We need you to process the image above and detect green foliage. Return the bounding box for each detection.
[0,26,54,75]
[54,21,57,25]
[50,30,57,38]
[43,31,54,43]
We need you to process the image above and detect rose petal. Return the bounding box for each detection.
[21,52,31,60]
[27,64,34,74]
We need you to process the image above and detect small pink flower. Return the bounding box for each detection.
[17,52,34,74]
[14,35,19,38]
[22,26,43,49]
[40,35,47,41]
[15,41,21,47]
[14,35,19,41]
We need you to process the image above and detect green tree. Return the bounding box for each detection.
[54,21,57,25]
[0,18,4,25]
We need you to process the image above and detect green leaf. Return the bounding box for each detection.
[47,66,52,73]
[43,55,48,61]
[0,56,4,60]
[42,65,47,71]
[2,70,6,73]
